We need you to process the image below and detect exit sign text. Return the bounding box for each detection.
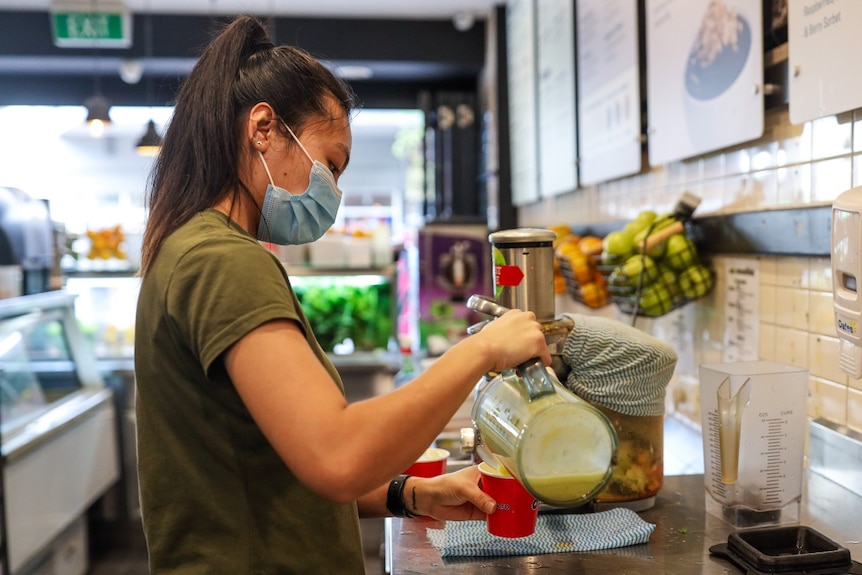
[51,8,132,48]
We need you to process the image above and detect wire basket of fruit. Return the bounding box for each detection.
[599,209,713,318]
[551,226,611,309]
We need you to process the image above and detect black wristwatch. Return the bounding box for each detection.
[386,474,419,518]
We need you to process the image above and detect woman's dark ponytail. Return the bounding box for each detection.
[176,16,273,187]
[140,15,354,276]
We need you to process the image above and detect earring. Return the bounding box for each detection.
[257,141,263,146]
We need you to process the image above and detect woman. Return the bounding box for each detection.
[134,15,551,574]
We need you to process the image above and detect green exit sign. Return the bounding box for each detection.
[51,6,132,48]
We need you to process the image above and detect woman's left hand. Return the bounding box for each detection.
[407,466,496,521]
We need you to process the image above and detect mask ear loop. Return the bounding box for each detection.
[281,121,315,164]
[257,151,276,186]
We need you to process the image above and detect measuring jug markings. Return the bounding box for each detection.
[706,415,803,508]
[706,411,730,500]
[761,418,796,504]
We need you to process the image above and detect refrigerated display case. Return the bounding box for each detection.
[61,274,140,531]
[62,274,139,361]
[0,291,119,575]
[288,264,396,354]
[64,266,398,360]
[286,264,402,403]
[1,446,7,575]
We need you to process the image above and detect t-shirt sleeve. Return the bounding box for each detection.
[166,237,299,374]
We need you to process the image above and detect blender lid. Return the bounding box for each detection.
[709,525,862,575]
[489,228,556,246]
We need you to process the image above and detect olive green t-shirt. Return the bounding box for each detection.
[134,210,364,574]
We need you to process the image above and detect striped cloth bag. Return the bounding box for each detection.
[561,313,678,417]
[426,507,655,558]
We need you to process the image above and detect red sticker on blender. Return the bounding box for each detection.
[495,265,524,286]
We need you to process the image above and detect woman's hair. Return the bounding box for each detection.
[139,15,356,275]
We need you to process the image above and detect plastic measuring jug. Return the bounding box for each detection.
[699,361,808,528]
[461,295,619,508]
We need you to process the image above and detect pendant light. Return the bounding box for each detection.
[136,119,162,156]
[85,93,111,137]
[84,0,111,137]
[135,2,162,156]
[84,60,111,137]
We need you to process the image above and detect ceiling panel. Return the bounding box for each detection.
[0,7,490,108]
[0,0,498,21]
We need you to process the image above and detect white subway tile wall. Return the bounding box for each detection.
[522,106,862,435]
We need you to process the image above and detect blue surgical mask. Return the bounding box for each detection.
[256,123,342,245]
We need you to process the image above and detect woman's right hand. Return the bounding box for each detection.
[474,309,551,373]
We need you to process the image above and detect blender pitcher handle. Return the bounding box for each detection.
[517,359,556,400]
[466,294,556,400]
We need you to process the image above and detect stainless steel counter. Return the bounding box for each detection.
[385,472,862,574]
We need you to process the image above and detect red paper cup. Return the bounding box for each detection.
[478,461,539,538]
[404,447,450,478]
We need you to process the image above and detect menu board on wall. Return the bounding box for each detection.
[576,0,642,185]
[723,258,760,362]
[536,0,578,197]
[645,0,763,166]
[789,1,862,124]
[507,0,539,206]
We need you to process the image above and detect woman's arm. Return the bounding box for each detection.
[357,467,496,520]
[225,308,550,503]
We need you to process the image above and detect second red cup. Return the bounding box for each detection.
[478,461,539,538]
[404,447,450,478]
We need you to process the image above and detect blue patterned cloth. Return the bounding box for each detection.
[426,507,655,558]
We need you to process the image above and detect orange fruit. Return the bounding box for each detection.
[578,235,604,257]
[554,275,568,295]
[580,282,609,309]
[547,224,572,241]
[555,235,581,255]
[570,253,592,285]
[593,269,607,287]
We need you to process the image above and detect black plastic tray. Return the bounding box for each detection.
[709,525,862,575]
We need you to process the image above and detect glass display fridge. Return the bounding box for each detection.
[64,266,402,401]
[0,290,119,575]
[62,273,140,528]
[288,265,396,353]
[286,264,401,403]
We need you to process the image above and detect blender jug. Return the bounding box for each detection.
[485,227,666,510]
[462,295,619,508]
[699,361,808,528]
[466,367,619,508]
